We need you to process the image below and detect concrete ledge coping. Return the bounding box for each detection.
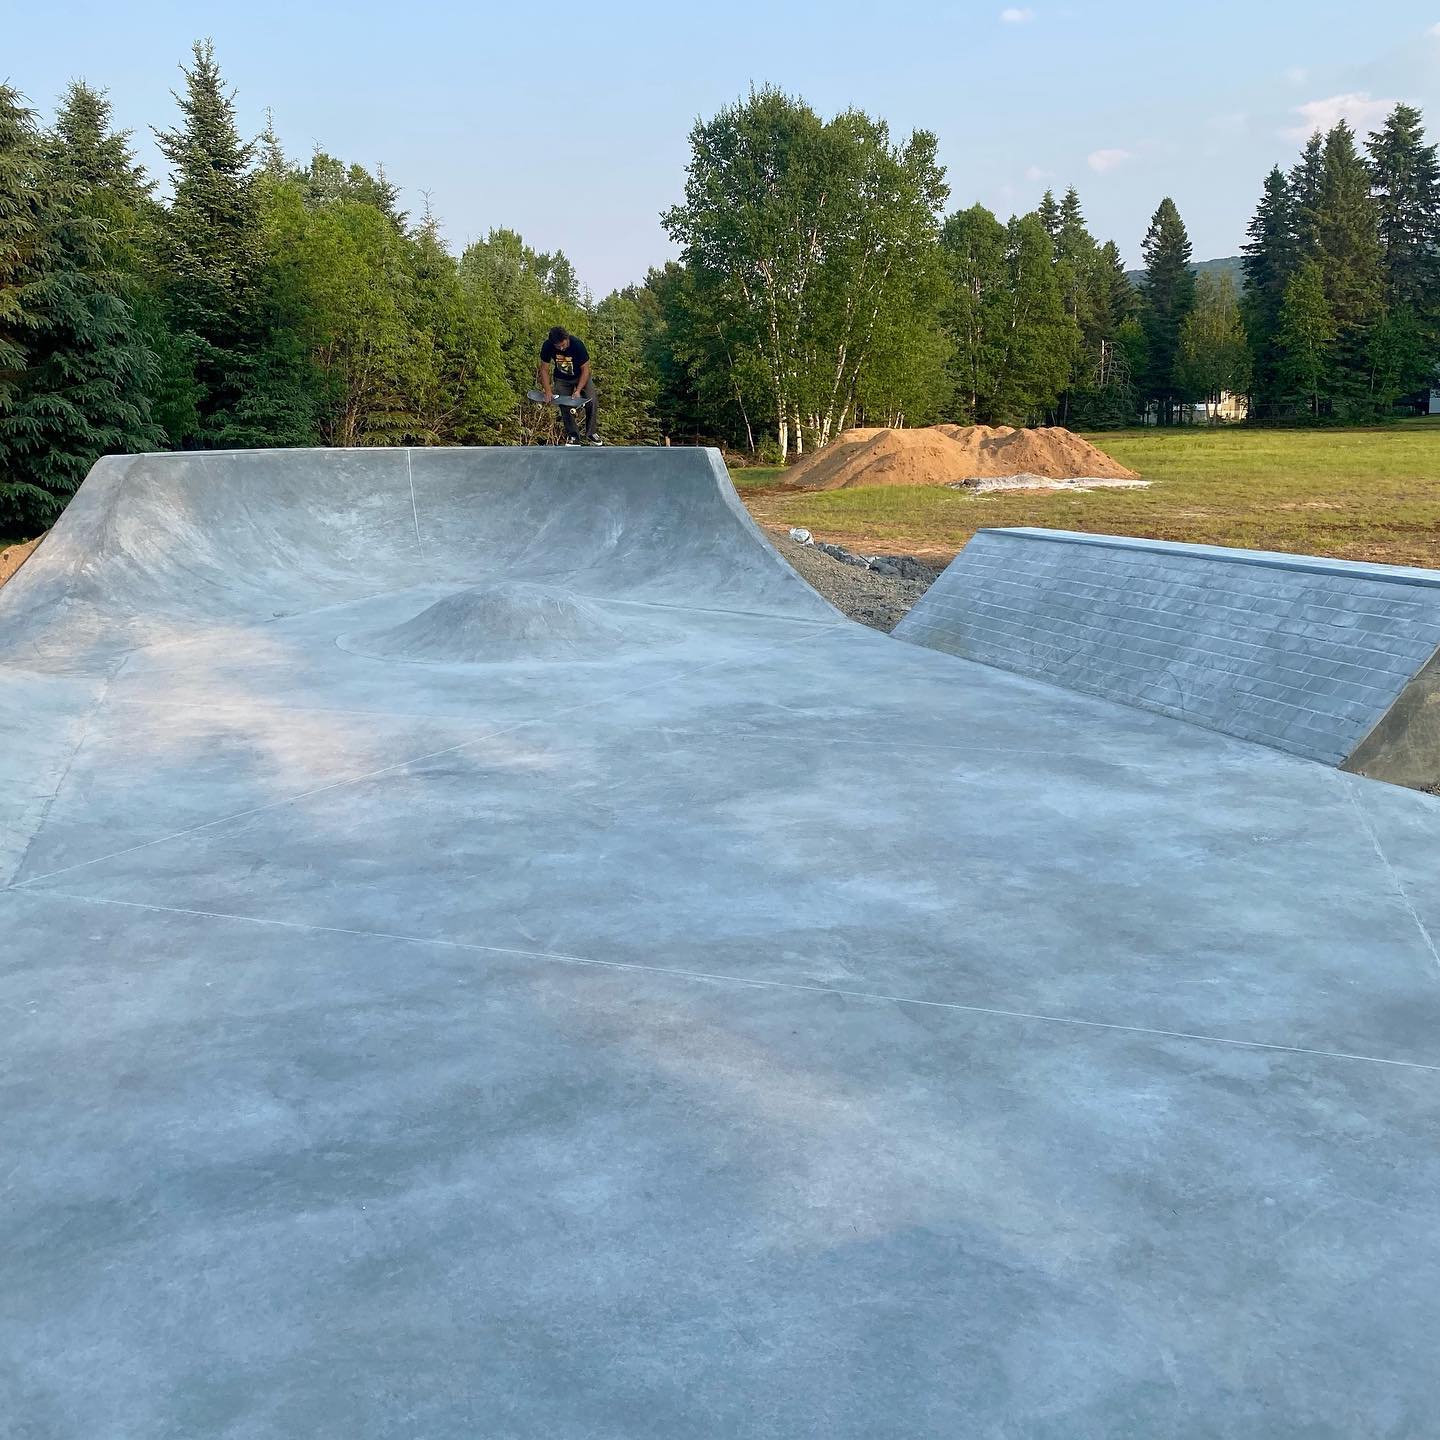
[979,529,1440,591]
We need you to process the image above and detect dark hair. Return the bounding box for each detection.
[547,326,569,344]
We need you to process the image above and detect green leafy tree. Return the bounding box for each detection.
[642,261,764,450]
[941,205,1076,424]
[1176,272,1250,420]
[404,213,513,444]
[588,288,660,444]
[1138,197,1196,423]
[1276,259,1336,417]
[458,228,585,442]
[662,87,947,458]
[1365,303,1430,412]
[258,178,419,446]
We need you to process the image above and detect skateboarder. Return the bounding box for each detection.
[537,327,602,445]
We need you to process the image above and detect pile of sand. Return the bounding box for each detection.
[785,425,1138,490]
[0,537,40,589]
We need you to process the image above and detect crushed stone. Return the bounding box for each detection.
[771,533,942,632]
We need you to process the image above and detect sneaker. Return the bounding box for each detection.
[587,436,604,446]
[564,437,580,446]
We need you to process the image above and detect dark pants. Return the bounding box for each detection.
[556,378,598,441]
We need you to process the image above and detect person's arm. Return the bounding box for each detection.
[575,359,591,393]
[536,358,553,400]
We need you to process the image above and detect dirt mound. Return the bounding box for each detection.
[0,536,41,588]
[785,425,1138,489]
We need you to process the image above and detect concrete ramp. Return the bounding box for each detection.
[896,527,1440,787]
[5,452,1440,1438]
[0,446,835,665]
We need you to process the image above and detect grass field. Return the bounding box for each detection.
[738,422,1440,568]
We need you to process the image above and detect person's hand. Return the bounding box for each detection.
[542,389,553,404]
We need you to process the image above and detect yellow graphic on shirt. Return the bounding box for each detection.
[553,354,575,377]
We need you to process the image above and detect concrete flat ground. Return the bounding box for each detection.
[3,448,1440,1438]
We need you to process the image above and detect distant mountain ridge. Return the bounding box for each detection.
[1125,255,1244,291]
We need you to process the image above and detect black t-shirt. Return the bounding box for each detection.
[540,335,589,385]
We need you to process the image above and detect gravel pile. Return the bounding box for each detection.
[772,534,942,632]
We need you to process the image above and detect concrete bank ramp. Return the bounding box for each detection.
[895,527,1440,788]
[0,446,836,665]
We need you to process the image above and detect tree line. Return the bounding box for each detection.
[3,45,1438,533]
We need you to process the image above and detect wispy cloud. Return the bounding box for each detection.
[1000,7,1036,22]
[1283,91,1399,139]
[1087,148,1133,173]
[1024,164,1049,182]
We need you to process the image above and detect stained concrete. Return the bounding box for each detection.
[1346,643,1440,791]
[3,447,1440,1438]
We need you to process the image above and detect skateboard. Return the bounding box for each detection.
[526,388,587,409]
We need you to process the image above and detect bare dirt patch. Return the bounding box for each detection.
[785,424,1138,490]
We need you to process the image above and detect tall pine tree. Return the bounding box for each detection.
[0,85,161,531]
[1314,122,1384,415]
[153,39,263,444]
[1367,103,1440,352]
[1289,132,1325,257]
[1241,165,1297,416]
[1138,197,1196,423]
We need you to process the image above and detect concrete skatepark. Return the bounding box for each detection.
[3,445,1440,1437]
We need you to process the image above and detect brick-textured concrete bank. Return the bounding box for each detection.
[894,528,1440,785]
[3,449,1440,1439]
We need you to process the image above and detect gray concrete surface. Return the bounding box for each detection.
[3,448,1440,1438]
[895,528,1440,784]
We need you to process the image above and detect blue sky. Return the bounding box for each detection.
[11,2,1440,294]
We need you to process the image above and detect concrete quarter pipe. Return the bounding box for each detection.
[3,447,1440,1438]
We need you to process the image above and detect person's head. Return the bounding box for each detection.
[547,326,570,352]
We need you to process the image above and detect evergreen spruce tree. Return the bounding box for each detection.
[1241,165,1298,415]
[1055,187,1101,337]
[0,86,54,524]
[1037,189,1061,241]
[153,39,263,444]
[1367,104,1440,344]
[0,85,161,531]
[1138,197,1196,423]
[1315,122,1384,415]
[1289,131,1324,257]
[48,80,199,446]
[1096,240,1136,330]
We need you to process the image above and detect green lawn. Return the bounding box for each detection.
[738,422,1440,567]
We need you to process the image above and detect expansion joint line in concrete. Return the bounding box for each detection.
[3,625,832,893]
[405,448,424,557]
[1339,773,1440,979]
[30,888,1440,1078]
[2,668,119,889]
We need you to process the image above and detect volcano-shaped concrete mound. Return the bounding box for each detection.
[342,582,649,664]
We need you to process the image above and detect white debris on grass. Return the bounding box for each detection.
[947,474,1153,494]
[788,527,814,545]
